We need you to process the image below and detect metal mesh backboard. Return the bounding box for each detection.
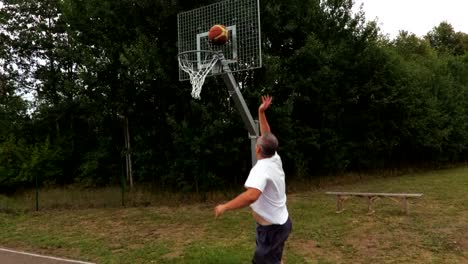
[177,0,262,81]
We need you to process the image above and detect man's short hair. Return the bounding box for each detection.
[258,133,279,157]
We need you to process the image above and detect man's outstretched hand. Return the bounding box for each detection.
[259,95,272,112]
[214,204,226,218]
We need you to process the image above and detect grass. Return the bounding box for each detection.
[0,166,466,263]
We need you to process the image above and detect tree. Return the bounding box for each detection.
[425,21,468,56]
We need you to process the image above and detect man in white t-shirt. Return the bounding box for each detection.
[215,95,292,264]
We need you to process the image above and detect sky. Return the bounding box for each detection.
[353,0,468,39]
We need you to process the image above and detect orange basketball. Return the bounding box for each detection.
[208,24,229,45]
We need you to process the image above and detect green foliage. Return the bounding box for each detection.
[164,95,247,193]
[425,22,468,56]
[78,150,110,187]
[0,136,64,188]
[19,137,65,185]
[0,136,28,188]
[389,34,468,163]
[0,0,467,191]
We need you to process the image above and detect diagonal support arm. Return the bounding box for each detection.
[217,53,259,165]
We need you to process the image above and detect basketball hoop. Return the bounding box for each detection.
[178,50,219,99]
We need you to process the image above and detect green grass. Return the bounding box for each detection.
[0,166,467,263]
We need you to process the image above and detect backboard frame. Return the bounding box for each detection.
[177,0,262,81]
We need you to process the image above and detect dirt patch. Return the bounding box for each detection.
[157,224,206,260]
[346,233,392,254]
[455,234,467,253]
[291,239,322,255]
[343,216,429,263]
[290,238,343,263]
[445,210,468,254]
[156,224,205,243]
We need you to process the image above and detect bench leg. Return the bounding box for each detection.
[336,195,344,213]
[367,197,373,215]
[367,196,379,215]
[402,197,409,215]
[389,197,411,215]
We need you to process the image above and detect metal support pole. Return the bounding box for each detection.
[249,120,259,166]
[218,53,259,166]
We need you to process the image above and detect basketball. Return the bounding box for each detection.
[208,24,229,45]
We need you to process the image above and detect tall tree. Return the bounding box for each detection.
[425,22,468,56]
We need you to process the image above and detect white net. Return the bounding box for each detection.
[178,51,219,99]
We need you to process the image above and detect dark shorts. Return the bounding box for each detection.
[252,217,292,264]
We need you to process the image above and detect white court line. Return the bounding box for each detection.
[0,247,95,264]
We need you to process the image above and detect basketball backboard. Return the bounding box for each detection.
[177,0,262,81]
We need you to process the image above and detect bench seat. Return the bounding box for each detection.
[325,192,423,215]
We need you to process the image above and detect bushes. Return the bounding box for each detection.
[0,0,467,191]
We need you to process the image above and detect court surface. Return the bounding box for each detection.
[0,247,95,264]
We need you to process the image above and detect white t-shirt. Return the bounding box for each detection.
[244,152,289,225]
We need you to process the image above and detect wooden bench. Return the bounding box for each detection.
[325,192,423,215]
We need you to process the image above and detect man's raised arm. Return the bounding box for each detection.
[258,95,272,136]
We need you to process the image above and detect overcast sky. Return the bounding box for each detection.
[353,0,468,39]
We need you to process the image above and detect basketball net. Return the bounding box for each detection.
[178,51,219,99]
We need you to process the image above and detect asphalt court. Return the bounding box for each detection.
[0,247,95,264]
